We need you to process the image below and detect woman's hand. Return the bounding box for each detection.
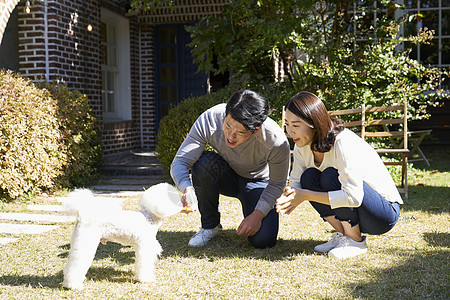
[276,186,306,215]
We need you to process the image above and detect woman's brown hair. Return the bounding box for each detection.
[285,91,344,152]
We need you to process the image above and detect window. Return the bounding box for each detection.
[100,8,131,122]
[401,0,450,69]
[345,1,449,88]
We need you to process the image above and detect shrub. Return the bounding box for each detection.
[251,81,296,125]
[156,87,233,171]
[36,81,103,188]
[179,1,447,121]
[0,70,65,199]
[0,71,103,200]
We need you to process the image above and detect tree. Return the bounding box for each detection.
[186,0,316,83]
[130,0,447,120]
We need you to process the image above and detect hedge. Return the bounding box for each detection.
[0,70,102,200]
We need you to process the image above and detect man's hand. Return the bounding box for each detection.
[181,186,197,214]
[237,209,265,237]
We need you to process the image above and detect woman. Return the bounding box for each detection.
[276,91,402,259]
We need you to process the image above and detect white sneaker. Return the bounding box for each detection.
[188,225,222,247]
[328,236,368,259]
[314,232,345,253]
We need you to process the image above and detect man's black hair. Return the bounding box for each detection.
[225,90,269,132]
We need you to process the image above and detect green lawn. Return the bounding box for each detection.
[0,148,448,299]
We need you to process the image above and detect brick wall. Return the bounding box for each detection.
[18,0,103,115]
[16,0,146,156]
[102,121,141,153]
[138,0,228,24]
[8,0,228,157]
[139,23,157,149]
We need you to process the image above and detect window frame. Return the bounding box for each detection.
[100,8,131,122]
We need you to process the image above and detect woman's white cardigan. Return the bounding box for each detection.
[289,129,403,209]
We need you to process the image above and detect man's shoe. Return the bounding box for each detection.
[314,232,344,253]
[188,225,222,247]
[328,236,367,259]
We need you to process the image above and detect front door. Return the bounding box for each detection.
[155,24,207,126]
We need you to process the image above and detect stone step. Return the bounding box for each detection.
[0,212,75,223]
[97,175,165,186]
[89,184,150,192]
[27,204,66,212]
[102,149,164,176]
[0,223,59,235]
[0,237,18,245]
[101,165,163,176]
[85,190,144,197]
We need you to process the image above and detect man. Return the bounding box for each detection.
[171,90,290,248]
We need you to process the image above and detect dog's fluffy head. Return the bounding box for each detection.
[140,183,182,219]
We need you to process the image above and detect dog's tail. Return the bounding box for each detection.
[62,189,123,218]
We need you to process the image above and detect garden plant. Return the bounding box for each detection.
[0,70,102,200]
[149,0,447,172]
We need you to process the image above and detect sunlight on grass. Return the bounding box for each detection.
[0,149,448,299]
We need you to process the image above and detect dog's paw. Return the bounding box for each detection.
[63,280,84,290]
[135,274,155,283]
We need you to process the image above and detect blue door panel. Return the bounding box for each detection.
[155,24,207,127]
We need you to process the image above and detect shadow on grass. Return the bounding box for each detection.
[0,273,64,289]
[402,185,450,213]
[348,231,449,298]
[56,229,325,264]
[414,147,450,173]
[348,247,449,299]
[84,266,134,283]
[58,242,136,266]
[423,231,450,248]
[0,243,138,289]
[0,266,134,289]
[0,230,320,289]
[157,229,320,260]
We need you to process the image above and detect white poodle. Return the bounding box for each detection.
[62,183,182,290]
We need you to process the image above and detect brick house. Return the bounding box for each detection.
[0,0,229,158]
[1,0,449,159]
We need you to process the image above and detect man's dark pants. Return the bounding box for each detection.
[191,151,279,248]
